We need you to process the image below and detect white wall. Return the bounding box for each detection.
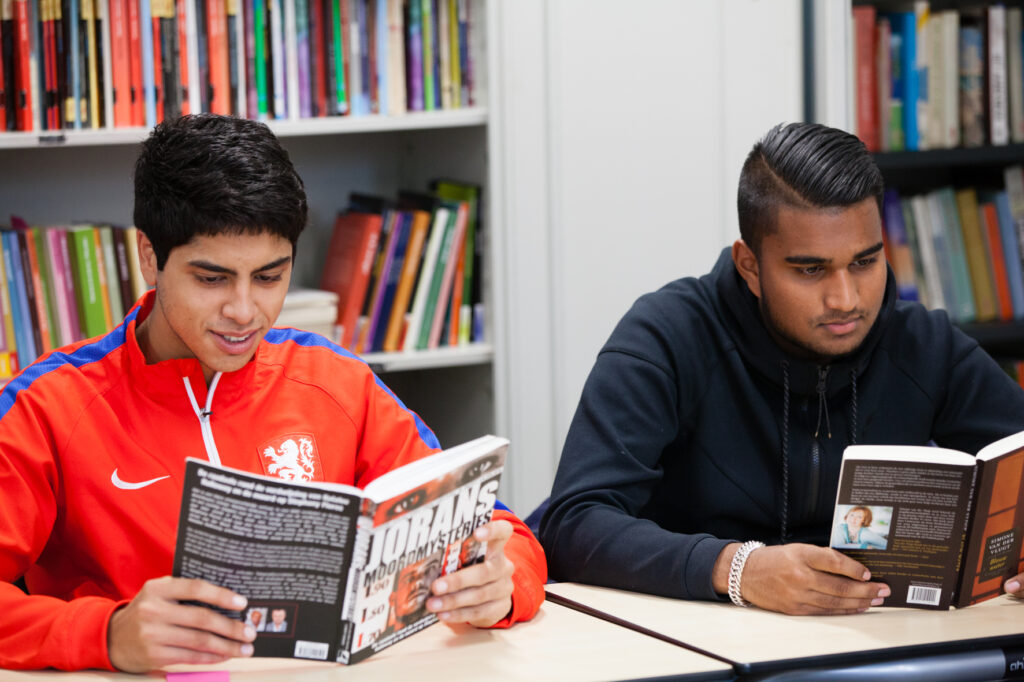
[494,0,803,515]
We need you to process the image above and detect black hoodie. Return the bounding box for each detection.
[539,248,1024,601]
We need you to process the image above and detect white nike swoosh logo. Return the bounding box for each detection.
[111,469,170,490]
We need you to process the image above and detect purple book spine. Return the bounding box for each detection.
[245,0,258,117]
[407,1,423,110]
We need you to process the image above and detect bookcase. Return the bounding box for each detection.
[808,0,1024,368]
[0,0,505,480]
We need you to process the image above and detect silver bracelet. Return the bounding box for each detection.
[727,540,765,607]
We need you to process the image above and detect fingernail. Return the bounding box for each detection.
[878,586,891,598]
[232,595,247,608]
[240,644,254,656]
[427,598,442,611]
[438,612,451,621]
[434,580,447,593]
[871,597,884,606]
[862,571,871,581]
[244,626,256,640]
[475,526,489,539]
[1006,580,1021,593]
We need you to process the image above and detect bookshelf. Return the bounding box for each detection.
[0,0,503,464]
[808,0,1024,363]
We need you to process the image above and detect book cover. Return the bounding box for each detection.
[45,226,80,344]
[67,225,107,338]
[959,12,986,148]
[833,430,1024,610]
[988,4,1009,146]
[382,208,429,352]
[1008,7,1024,143]
[426,200,466,349]
[954,187,997,321]
[368,211,412,352]
[910,194,946,311]
[318,211,382,351]
[993,190,1024,319]
[852,5,878,152]
[978,199,1014,322]
[881,189,919,302]
[3,230,36,367]
[401,204,447,353]
[172,434,507,663]
[430,179,480,344]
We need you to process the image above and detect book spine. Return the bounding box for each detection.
[959,20,986,148]
[45,227,74,344]
[31,227,60,348]
[0,230,15,354]
[3,231,35,367]
[283,0,298,118]
[16,229,45,358]
[426,202,465,349]
[139,0,155,125]
[995,191,1024,319]
[989,5,1009,145]
[268,0,284,117]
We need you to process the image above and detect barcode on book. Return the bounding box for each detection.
[294,640,329,660]
[906,584,942,606]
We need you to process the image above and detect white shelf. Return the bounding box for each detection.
[360,344,494,373]
[0,108,488,149]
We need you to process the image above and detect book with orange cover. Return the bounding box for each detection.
[447,232,465,346]
[979,200,1014,321]
[319,211,383,350]
[206,0,229,113]
[126,0,144,125]
[833,432,1024,609]
[955,187,997,321]
[382,208,429,352]
[109,0,131,125]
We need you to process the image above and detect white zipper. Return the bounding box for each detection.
[184,372,224,466]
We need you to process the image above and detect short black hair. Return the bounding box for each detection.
[737,122,884,255]
[133,114,308,269]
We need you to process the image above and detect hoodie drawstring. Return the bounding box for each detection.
[814,366,831,439]
[780,361,791,545]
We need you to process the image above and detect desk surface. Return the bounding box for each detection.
[0,600,731,682]
[546,582,1024,674]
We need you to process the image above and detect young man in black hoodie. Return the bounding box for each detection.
[539,122,1024,615]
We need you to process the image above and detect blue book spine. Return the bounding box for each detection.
[882,189,919,302]
[371,212,411,351]
[996,191,1024,318]
[3,232,36,368]
[70,0,81,128]
[140,0,156,126]
[375,0,386,114]
[899,12,919,151]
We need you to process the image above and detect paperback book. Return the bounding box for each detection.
[172,434,508,662]
[830,431,1024,609]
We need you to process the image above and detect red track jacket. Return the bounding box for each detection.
[0,291,546,670]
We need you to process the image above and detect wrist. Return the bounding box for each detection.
[727,541,766,607]
[712,543,740,595]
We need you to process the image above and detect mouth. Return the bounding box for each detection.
[211,330,260,353]
[820,318,860,335]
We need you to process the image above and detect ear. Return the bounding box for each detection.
[731,239,762,298]
[137,230,159,288]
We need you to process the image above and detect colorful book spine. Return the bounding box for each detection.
[3,231,35,367]
[0,231,14,354]
[994,191,1024,319]
[68,225,106,338]
[402,205,446,352]
[269,0,285,117]
[46,226,80,344]
[369,211,411,351]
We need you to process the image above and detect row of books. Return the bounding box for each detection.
[0,0,475,133]
[852,2,1024,152]
[882,165,1024,325]
[320,178,481,354]
[0,221,148,377]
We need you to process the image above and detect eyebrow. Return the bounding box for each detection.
[188,255,293,275]
[784,242,884,266]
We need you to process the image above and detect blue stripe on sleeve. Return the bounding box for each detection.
[0,308,138,420]
[264,328,441,450]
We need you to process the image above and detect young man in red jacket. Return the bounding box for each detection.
[0,114,546,672]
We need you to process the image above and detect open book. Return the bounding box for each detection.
[172,434,508,663]
[830,430,1024,609]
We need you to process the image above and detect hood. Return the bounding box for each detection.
[709,247,897,397]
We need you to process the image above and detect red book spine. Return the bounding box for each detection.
[151,13,163,120]
[207,0,228,114]
[981,202,1014,321]
[309,0,325,116]
[176,0,188,113]
[13,0,31,130]
[127,0,144,125]
[852,5,879,151]
[110,0,131,125]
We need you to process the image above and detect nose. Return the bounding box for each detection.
[825,270,858,312]
[223,283,257,326]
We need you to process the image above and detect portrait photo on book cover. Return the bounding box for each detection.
[830,505,892,550]
[248,604,296,636]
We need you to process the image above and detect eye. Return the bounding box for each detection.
[197,275,225,285]
[852,257,878,269]
[256,272,284,284]
[798,265,823,277]
[387,488,427,518]
[459,456,499,485]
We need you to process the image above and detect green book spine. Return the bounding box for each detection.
[69,226,107,338]
[255,0,268,117]
[32,227,62,348]
[421,0,434,110]
[433,181,479,342]
[416,207,457,349]
[332,0,346,111]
